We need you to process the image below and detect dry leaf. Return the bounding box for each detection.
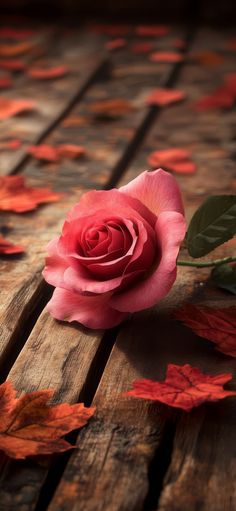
[146,88,186,107]
[0,236,24,254]
[62,115,88,127]
[176,304,236,358]
[57,144,86,159]
[27,65,69,80]
[0,175,63,213]
[148,147,196,174]
[88,98,134,118]
[125,364,236,411]
[0,381,95,459]
[28,144,59,162]
[130,42,154,54]
[149,51,183,63]
[0,97,36,120]
[190,51,223,67]
[106,38,127,51]
[0,75,12,89]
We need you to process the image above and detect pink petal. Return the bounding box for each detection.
[110,211,186,312]
[42,238,68,288]
[119,169,184,216]
[47,288,127,329]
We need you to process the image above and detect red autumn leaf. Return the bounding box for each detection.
[0,27,34,39]
[0,236,24,255]
[0,97,36,119]
[148,147,196,175]
[172,38,186,49]
[0,58,26,71]
[190,51,223,67]
[224,73,236,95]
[57,144,86,159]
[149,51,183,63]
[106,38,127,51]
[0,381,95,459]
[135,25,170,37]
[130,42,154,54]
[176,304,236,358]
[88,98,134,118]
[62,115,87,127]
[146,88,186,107]
[166,160,196,174]
[0,75,12,89]
[125,364,236,412]
[0,139,21,150]
[28,144,59,162]
[0,41,37,57]
[27,65,69,80]
[193,85,234,111]
[0,175,63,213]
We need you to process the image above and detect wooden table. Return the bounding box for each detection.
[0,20,235,511]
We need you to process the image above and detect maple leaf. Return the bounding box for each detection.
[146,88,186,107]
[131,42,154,54]
[88,98,134,118]
[0,59,26,71]
[27,65,69,80]
[176,304,236,358]
[0,41,37,57]
[190,51,223,67]
[193,86,234,111]
[106,38,127,51]
[0,381,95,459]
[57,144,86,159]
[28,144,59,162]
[135,25,170,37]
[148,147,196,175]
[0,236,24,255]
[0,97,36,120]
[149,51,183,63]
[125,364,236,412]
[0,175,63,213]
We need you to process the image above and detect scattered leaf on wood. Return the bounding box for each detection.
[125,363,236,411]
[0,97,36,120]
[0,381,95,459]
[57,144,86,159]
[224,73,236,95]
[0,175,63,213]
[135,25,170,37]
[149,51,183,63]
[193,86,234,111]
[0,139,21,150]
[0,27,34,39]
[27,65,69,80]
[146,88,186,107]
[172,38,186,49]
[62,115,88,127]
[0,75,12,89]
[106,38,127,51]
[176,304,236,358]
[131,42,154,54]
[148,147,196,174]
[0,41,37,57]
[28,144,59,162]
[0,236,24,255]
[88,98,134,118]
[0,58,26,71]
[190,51,223,67]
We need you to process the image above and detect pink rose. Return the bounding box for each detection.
[43,169,186,329]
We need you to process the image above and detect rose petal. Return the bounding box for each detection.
[119,169,184,216]
[47,288,127,329]
[110,211,186,312]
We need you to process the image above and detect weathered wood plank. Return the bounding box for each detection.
[47,28,236,511]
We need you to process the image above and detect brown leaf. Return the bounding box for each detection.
[125,364,236,412]
[0,175,63,213]
[0,97,36,119]
[0,236,24,255]
[176,304,236,358]
[0,381,95,459]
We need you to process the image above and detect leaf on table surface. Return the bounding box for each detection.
[0,381,95,459]
[176,304,236,358]
[0,236,24,255]
[186,195,236,257]
[106,38,127,51]
[125,363,236,411]
[0,41,37,57]
[135,25,170,37]
[0,97,36,119]
[148,147,196,175]
[88,98,134,118]
[149,51,183,63]
[0,139,22,150]
[0,175,63,213]
[211,264,236,295]
[0,58,26,71]
[62,115,88,127]
[0,27,35,39]
[28,144,60,162]
[172,38,186,49]
[57,144,86,159]
[193,86,234,111]
[190,51,223,66]
[0,75,12,88]
[130,42,154,54]
[146,88,186,107]
[27,65,69,80]
[224,73,236,95]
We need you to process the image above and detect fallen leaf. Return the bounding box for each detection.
[28,144,59,162]
[165,161,196,174]
[224,73,236,95]
[27,65,69,80]
[0,75,12,88]
[106,38,127,51]
[190,51,223,67]
[176,304,236,357]
[146,88,186,107]
[131,42,154,54]
[0,381,95,459]
[135,25,170,37]
[57,144,86,159]
[0,27,34,39]
[0,175,63,212]
[172,38,186,49]
[0,98,36,120]
[0,139,21,150]
[0,59,26,71]
[148,147,196,175]
[0,236,24,254]
[62,115,88,127]
[193,86,234,111]
[88,98,134,118]
[0,41,37,57]
[125,363,236,411]
[149,51,183,63]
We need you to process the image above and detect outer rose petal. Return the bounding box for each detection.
[47,288,127,329]
[119,168,184,216]
[110,211,186,312]
[43,238,68,288]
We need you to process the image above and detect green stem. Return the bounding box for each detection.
[177,256,236,268]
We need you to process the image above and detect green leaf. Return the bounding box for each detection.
[211,263,236,295]
[186,195,236,258]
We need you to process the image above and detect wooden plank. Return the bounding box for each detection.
[47,28,236,511]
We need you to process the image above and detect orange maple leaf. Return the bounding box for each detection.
[0,381,95,459]
[0,175,63,213]
[146,88,186,107]
[0,236,24,254]
[27,65,69,80]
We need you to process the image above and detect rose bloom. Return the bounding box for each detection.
[43,169,186,329]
